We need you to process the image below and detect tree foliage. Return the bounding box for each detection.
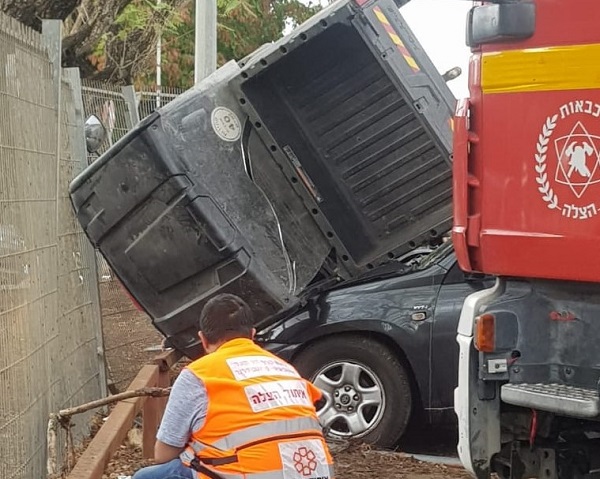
[0,0,321,86]
[138,0,321,89]
[0,0,80,31]
[64,0,187,83]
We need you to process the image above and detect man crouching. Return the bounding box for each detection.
[133,293,335,479]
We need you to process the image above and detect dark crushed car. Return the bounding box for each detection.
[257,241,494,448]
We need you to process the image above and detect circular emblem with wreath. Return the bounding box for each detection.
[535,114,560,210]
[534,106,600,221]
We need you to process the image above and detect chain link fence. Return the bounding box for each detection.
[0,15,104,479]
[81,80,132,156]
[137,86,181,119]
[80,81,183,392]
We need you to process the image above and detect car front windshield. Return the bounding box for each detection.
[416,239,454,270]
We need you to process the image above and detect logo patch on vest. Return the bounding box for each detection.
[279,439,330,479]
[227,356,300,381]
[245,380,312,412]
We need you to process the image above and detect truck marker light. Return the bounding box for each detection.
[549,310,576,322]
[121,283,144,312]
[529,409,538,448]
[475,313,495,353]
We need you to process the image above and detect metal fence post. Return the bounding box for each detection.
[195,0,217,83]
[41,19,63,418]
[122,85,141,129]
[64,67,109,399]
[41,19,62,153]
[41,19,62,78]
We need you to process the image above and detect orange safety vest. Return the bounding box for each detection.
[179,338,335,479]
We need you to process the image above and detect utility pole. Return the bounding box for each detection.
[194,0,218,84]
[156,0,162,109]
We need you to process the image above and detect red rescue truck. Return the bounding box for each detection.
[453,1,600,478]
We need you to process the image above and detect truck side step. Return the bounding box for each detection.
[501,383,600,418]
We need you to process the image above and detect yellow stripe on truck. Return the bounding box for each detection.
[401,53,420,72]
[482,43,600,94]
[373,8,389,25]
[373,6,420,73]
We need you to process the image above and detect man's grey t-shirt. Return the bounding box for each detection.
[157,368,208,447]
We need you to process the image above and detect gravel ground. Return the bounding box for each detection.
[98,425,471,479]
[99,279,164,391]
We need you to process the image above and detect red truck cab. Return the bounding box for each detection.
[453,0,600,283]
[454,1,600,478]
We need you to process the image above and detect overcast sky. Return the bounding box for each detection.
[299,0,472,98]
[400,0,471,98]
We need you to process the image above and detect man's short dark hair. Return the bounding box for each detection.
[199,294,254,344]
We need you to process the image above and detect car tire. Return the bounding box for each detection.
[293,335,412,448]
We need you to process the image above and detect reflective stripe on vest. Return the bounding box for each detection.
[182,416,323,457]
[213,464,336,479]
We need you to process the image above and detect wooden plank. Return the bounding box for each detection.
[142,368,171,458]
[142,390,159,458]
[156,370,171,420]
[66,365,159,479]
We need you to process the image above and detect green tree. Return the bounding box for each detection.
[139,0,321,89]
[1,0,186,83]
[64,0,187,83]
[1,0,320,85]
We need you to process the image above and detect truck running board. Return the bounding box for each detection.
[501,383,600,418]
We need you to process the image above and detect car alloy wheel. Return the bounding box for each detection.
[312,360,385,438]
[293,335,413,448]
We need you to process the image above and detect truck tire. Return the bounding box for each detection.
[293,335,412,448]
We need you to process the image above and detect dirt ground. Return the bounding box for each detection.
[97,278,471,478]
[99,280,164,391]
[97,424,471,479]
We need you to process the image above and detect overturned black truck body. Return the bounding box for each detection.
[69,0,455,358]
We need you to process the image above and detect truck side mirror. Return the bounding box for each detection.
[466,2,535,48]
[442,67,462,83]
[84,115,107,154]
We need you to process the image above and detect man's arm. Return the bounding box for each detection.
[155,441,185,463]
[154,368,208,463]
[305,379,325,407]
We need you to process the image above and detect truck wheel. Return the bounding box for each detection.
[293,335,412,448]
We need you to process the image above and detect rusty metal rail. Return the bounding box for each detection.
[66,349,183,479]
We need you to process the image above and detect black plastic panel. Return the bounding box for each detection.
[231,0,455,270]
[70,0,456,358]
[70,64,331,358]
